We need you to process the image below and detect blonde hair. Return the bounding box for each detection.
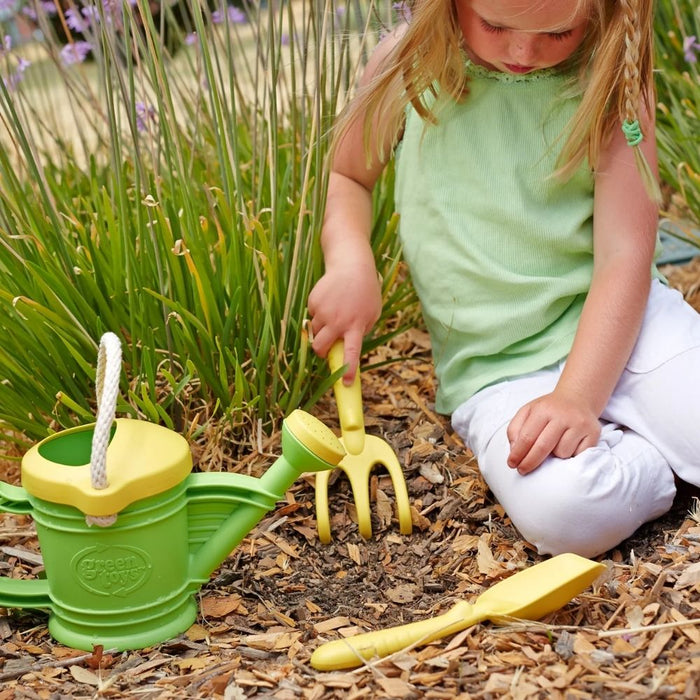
[335,0,659,199]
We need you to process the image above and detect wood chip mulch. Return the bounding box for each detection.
[1,260,700,699]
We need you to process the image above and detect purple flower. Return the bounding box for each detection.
[21,6,36,20]
[81,5,102,26]
[135,101,155,132]
[227,5,246,23]
[213,5,247,25]
[184,32,197,46]
[393,1,412,23]
[99,0,124,26]
[60,41,93,66]
[39,1,57,15]
[65,8,88,32]
[0,0,16,13]
[2,34,11,52]
[684,35,700,64]
[3,56,30,91]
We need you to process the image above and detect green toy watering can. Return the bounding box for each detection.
[0,334,345,651]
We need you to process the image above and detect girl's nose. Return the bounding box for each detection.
[511,34,539,64]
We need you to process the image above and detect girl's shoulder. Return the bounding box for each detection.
[363,24,409,83]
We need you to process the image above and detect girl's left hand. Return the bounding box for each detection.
[506,391,601,474]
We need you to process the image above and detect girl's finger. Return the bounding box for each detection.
[341,329,364,384]
[311,325,336,358]
[506,405,528,446]
[507,412,549,468]
[513,421,564,474]
[552,428,587,459]
[572,432,599,456]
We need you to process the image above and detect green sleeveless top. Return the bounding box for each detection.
[395,63,661,414]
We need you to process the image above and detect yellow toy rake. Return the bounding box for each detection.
[314,341,413,543]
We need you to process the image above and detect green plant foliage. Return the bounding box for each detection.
[655,0,700,235]
[0,0,416,454]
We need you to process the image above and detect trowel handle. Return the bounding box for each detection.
[0,482,33,514]
[310,600,476,671]
[328,341,365,455]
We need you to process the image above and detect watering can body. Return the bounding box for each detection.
[0,412,344,651]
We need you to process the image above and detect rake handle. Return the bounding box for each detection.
[328,341,365,455]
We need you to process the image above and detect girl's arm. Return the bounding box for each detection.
[507,104,659,473]
[308,29,405,383]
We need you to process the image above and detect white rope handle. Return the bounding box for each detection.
[86,332,122,527]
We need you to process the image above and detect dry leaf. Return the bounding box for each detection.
[173,657,212,672]
[243,631,301,651]
[376,676,415,697]
[68,665,101,686]
[625,605,645,629]
[385,582,420,604]
[419,462,444,484]
[347,542,362,565]
[314,616,352,634]
[669,608,700,643]
[483,672,513,692]
[186,623,210,641]
[674,562,700,589]
[375,489,394,528]
[224,680,247,700]
[201,594,245,619]
[646,629,674,661]
[476,536,501,577]
[573,633,596,655]
[410,505,431,530]
[452,534,480,553]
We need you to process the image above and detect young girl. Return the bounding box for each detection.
[307,0,700,557]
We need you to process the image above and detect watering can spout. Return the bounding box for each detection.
[186,410,345,586]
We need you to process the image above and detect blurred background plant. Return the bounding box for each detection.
[0,0,697,467]
[655,0,699,242]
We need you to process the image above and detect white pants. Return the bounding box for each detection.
[452,281,700,558]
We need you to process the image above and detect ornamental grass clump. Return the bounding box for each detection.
[0,0,416,462]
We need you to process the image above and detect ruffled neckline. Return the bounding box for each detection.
[464,59,561,83]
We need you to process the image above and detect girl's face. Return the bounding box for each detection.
[457,0,589,74]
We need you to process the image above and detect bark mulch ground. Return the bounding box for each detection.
[1,260,700,699]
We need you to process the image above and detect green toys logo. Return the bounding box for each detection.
[72,545,152,597]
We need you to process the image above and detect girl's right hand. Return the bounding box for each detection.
[307,257,382,384]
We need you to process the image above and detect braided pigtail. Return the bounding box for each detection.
[619,0,661,202]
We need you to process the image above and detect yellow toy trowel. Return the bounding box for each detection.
[314,341,412,543]
[310,553,605,670]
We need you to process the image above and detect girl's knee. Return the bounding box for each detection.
[511,494,634,558]
[484,448,675,557]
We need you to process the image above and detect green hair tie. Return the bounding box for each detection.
[622,119,643,147]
